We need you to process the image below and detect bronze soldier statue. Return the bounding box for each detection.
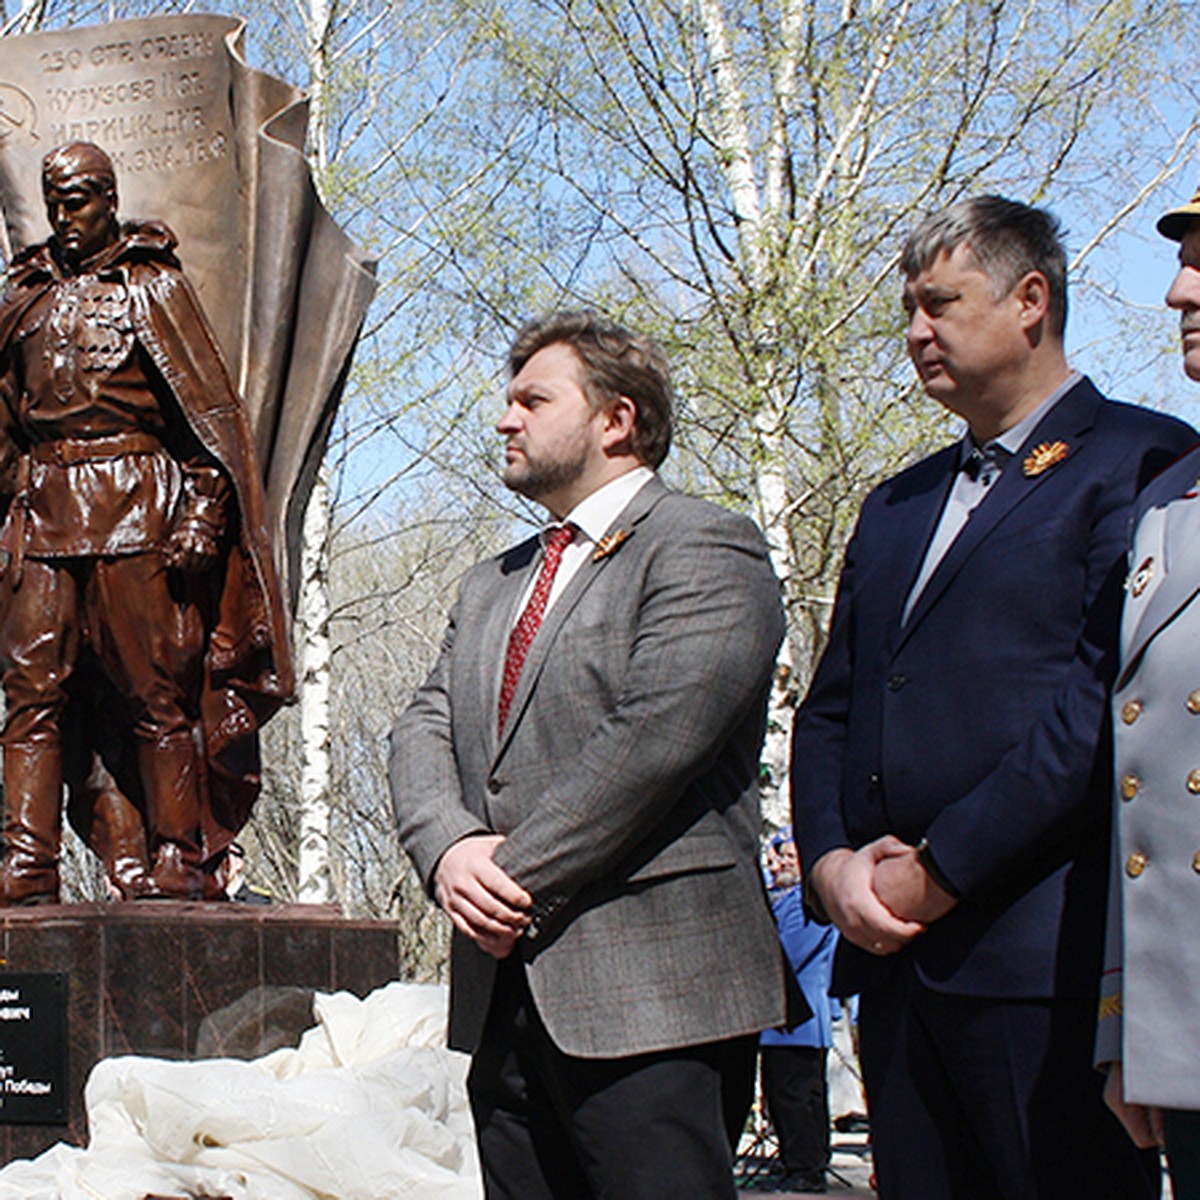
[0,142,292,903]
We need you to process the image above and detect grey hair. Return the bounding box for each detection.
[901,195,1068,337]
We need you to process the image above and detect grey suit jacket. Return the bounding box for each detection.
[389,476,789,1057]
[1100,443,1200,1108]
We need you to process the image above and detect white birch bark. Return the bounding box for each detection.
[297,469,334,903]
[1,0,45,39]
[296,0,336,902]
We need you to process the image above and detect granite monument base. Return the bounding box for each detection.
[0,902,401,1166]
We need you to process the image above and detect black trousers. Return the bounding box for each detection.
[1165,1109,1200,1200]
[468,959,758,1200]
[858,957,1159,1200]
[761,1044,830,1175]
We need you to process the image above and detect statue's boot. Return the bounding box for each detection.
[138,735,205,900]
[83,762,151,900]
[0,741,62,905]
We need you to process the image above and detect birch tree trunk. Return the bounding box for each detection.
[296,0,336,903]
[297,469,334,902]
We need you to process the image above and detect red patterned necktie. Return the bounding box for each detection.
[498,523,575,733]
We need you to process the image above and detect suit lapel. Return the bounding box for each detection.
[871,449,958,651]
[732,446,954,666]
[1120,453,1200,684]
[896,378,1099,651]
[491,477,667,764]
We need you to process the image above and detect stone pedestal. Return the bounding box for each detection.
[0,902,401,1165]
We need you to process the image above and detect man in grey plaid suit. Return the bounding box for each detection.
[389,311,789,1199]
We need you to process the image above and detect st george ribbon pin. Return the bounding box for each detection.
[1022,440,1069,478]
[593,529,630,562]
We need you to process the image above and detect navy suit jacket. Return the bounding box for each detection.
[792,377,1198,1000]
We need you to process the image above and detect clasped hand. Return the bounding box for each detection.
[810,835,957,955]
[433,834,532,959]
[163,525,219,573]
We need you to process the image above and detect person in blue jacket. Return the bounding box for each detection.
[761,827,838,1194]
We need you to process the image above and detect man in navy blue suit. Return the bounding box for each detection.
[792,195,1197,1199]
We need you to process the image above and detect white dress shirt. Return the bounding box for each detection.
[902,372,1079,624]
[511,465,655,627]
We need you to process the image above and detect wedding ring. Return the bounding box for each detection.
[872,941,884,952]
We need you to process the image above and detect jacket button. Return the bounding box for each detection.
[1126,852,1148,879]
[887,673,908,692]
[869,772,881,787]
[1193,852,1200,874]
[1188,770,1200,795]
[1120,699,1143,725]
[1189,690,1200,715]
[487,778,502,794]
[1120,774,1140,801]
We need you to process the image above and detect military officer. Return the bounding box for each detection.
[1098,183,1200,1198]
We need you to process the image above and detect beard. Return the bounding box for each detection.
[502,428,592,503]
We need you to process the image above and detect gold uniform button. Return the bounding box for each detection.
[1188,690,1200,715]
[1121,699,1144,725]
[1126,852,1148,879]
[1120,774,1140,801]
[1193,852,1200,875]
[1188,770,1200,795]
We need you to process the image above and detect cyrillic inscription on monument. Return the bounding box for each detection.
[37,28,227,177]
[0,973,66,1124]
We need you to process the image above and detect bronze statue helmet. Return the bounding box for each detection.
[40,141,118,207]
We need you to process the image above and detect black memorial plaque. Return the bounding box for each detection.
[0,973,67,1124]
